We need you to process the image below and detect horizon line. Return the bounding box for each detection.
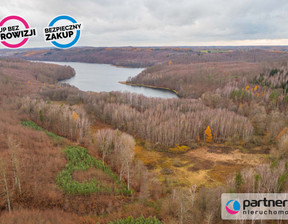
[2,45,288,50]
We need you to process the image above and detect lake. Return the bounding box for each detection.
[40,61,177,99]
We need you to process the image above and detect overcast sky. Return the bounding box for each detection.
[1,0,288,47]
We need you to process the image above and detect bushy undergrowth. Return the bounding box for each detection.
[56,146,132,195]
[21,120,61,141]
[168,144,190,153]
[108,216,162,224]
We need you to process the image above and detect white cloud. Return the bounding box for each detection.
[0,0,288,47]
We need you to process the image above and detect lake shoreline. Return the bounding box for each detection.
[30,59,145,69]
[35,60,177,98]
[119,81,180,98]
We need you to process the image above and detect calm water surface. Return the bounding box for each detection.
[40,61,177,99]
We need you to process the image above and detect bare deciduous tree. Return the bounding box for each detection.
[83,92,253,147]
[0,158,11,212]
[20,98,90,142]
[95,129,114,165]
[8,136,22,195]
[116,133,135,190]
[171,185,197,224]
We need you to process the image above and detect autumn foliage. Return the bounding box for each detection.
[204,126,212,143]
[19,97,90,141]
[3,48,288,223]
[84,92,253,147]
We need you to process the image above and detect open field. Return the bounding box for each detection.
[135,141,268,188]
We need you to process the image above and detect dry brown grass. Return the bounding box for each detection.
[73,167,115,188]
[0,105,67,210]
[0,104,128,216]
[90,119,112,133]
[0,208,80,224]
[134,141,267,188]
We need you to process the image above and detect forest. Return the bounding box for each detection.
[1,48,288,223]
[6,46,288,67]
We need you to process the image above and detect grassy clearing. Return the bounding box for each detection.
[135,140,267,188]
[134,143,212,187]
[56,146,132,195]
[21,120,62,141]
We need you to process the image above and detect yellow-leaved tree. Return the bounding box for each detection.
[72,111,79,121]
[205,126,212,143]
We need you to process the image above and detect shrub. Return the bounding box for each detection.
[56,146,132,195]
[108,216,162,224]
[168,144,190,153]
[230,89,252,102]
[21,120,61,141]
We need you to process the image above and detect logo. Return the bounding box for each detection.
[44,15,82,49]
[222,193,288,220]
[0,15,37,48]
[226,200,241,214]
